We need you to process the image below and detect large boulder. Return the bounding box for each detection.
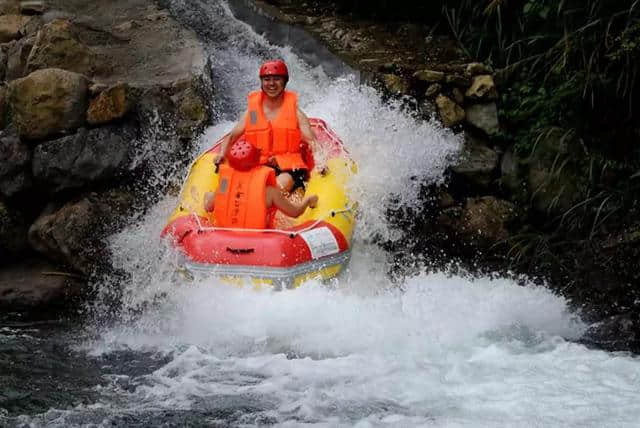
[0,258,82,309]
[0,199,28,256]
[32,124,135,192]
[28,189,135,274]
[26,19,100,76]
[0,130,31,196]
[8,67,88,140]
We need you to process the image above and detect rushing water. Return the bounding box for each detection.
[3,1,640,427]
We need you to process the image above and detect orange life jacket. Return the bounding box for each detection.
[214,163,277,229]
[245,90,307,171]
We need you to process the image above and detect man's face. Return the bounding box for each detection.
[261,75,286,98]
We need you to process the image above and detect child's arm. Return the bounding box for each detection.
[267,187,318,218]
[204,191,216,212]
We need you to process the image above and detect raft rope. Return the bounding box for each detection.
[191,204,356,237]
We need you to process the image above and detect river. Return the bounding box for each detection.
[2,1,640,426]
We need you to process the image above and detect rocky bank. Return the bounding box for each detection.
[247,0,640,353]
[0,0,212,309]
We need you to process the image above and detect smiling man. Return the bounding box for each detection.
[215,60,321,192]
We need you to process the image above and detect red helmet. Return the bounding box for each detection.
[259,60,289,81]
[227,138,260,171]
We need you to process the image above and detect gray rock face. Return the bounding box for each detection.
[8,67,89,140]
[32,124,135,192]
[0,131,31,196]
[28,189,135,274]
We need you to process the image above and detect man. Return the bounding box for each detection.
[215,59,323,192]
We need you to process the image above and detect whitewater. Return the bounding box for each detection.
[4,1,640,427]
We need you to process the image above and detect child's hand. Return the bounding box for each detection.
[204,192,216,212]
[306,195,318,209]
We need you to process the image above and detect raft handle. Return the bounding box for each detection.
[226,247,254,254]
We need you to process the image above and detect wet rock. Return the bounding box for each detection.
[413,69,444,83]
[0,14,30,43]
[32,124,134,192]
[435,94,465,127]
[113,20,140,33]
[26,19,101,76]
[500,147,524,195]
[583,313,640,353]
[0,258,82,308]
[465,62,493,76]
[172,86,207,140]
[439,191,455,208]
[420,98,436,119]
[0,130,31,197]
[0,45,7,80]
[86,82,132,125]
[425,83,441,98]
[466,75,498,100]
[20,1,45,15]
[0,0,20,15]
[445,73,471,87]
[28,189,135,275]
[0,84,6,126]
[382,73,409,95]
[459,196,515,246]
[452,87,464,105]
[465,102,499,135]
[4,33,35,80]
[451,139,498,188]
[0,199,28,256]
[8,67,89,140]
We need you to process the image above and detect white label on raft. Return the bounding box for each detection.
[299,227,340,259]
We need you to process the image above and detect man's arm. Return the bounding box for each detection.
[296,107,328,172]
[216,110,248,164]
[267,187,318,218]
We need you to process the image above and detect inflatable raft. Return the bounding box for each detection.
[161,119,356,288]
